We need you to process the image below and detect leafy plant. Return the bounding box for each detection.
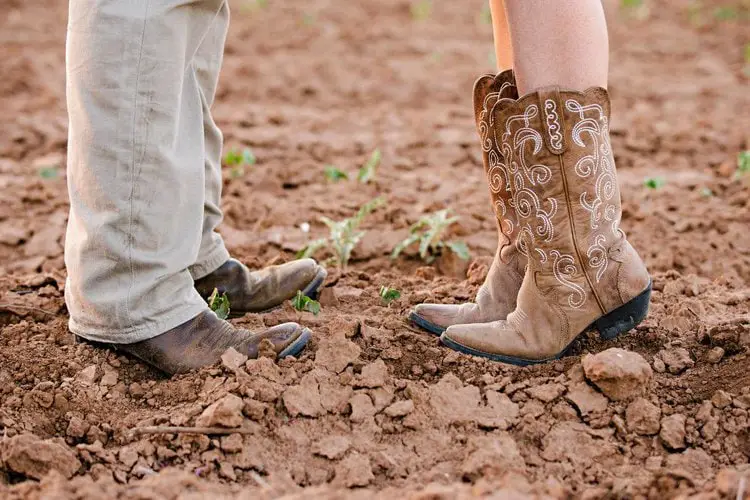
[410,0,432,20]
[208,288,231,320]
[737,150,750,178]
[357,149,381,184]
[297,197,386,269]
[224,148,256,178]
[379,286,401,305]
[291,290,321,315]
[324,166,349,182]
[391,209,470,263]
[644,177,666,189]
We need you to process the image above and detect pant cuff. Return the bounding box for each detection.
[69,296,208,344]
[189,243,231,280]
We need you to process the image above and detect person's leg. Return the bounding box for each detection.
[489,0,513,71]
[504,0,609,93]
[439,0,651,364]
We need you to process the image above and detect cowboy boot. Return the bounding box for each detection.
[104,310,311,375]
[409,69,527,335]
[194,258,327,318]
[440,86,651,365]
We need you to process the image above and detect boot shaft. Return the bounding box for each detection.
[493,86,645,317]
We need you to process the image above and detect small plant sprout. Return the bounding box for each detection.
[224,148,256,178]
[379,286,401,305]
[38,166,58,179]
[737,151,750,179]
[297,197,386,269]
[410,0,432,20]
[208,288,230,320]
[324,165,349,182]
[357,149,381,184]
[644,177,666,189]
[391,209,470,263]
[291,290,321,315]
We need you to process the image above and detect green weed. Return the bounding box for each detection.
[208,288,231,320]
[297,197,386,269]
[38,166,58,179]
[392,209,470,263]
[737,150,750,178]
[291,290,321,315]
[324,166,349,182]
[644,177,666,189]
[224,148,256,178]
[379,286,401,305]
[357,149,381,184]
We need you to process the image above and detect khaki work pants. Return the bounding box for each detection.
[65,0,231,343]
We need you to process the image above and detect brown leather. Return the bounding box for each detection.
[442,86,651,361]
[116,310,310,374]
[194,258,326,316]
[411,70,527,330]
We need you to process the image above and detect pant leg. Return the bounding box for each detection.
[188,2,231,280]
[65,0,227,343]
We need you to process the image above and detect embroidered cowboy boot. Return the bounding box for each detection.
[440,86,651,365]
[409,70,527,335]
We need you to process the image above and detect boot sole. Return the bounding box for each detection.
[440,282,652,366]
[227,266,328,319]
[278,327,312,359]
[408,311,447,336]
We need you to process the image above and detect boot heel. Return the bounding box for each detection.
[594,282,652,341]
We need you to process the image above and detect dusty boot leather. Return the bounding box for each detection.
[441,86,651,364]
[194,258,326,317]
[114,310,311,374]
[410,69,527,334]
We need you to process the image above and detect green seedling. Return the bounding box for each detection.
[208,288,230,320]
[392,209,470,263]
[644,177,666,189]
[224,148,256,178]
[291,290,321,315]
[324,166,349,182]
[297,197,386,269]
[38,166,58,179]
[357,149,381,184]
[736,151,750,178]
[379,286,401,305]
[411,0,432,20]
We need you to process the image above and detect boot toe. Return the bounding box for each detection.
[411,304,464,335]
[248,322,311,359]
[275,259,327,299]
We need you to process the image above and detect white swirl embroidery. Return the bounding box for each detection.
[587,234,608,283]
[544,99,563,151]
[551,250,586,309]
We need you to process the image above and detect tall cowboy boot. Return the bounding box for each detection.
[440,86,651,365]
[410,69,527,335]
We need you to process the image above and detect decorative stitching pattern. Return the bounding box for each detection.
[544,99,563,151]
[551,250,587,309]
[587,233,608,283]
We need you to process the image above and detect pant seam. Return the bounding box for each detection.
[189,243,230,280]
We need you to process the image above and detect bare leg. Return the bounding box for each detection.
[503,0,609,93]
[489,0,513,71]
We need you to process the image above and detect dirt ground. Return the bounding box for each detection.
[1,0,750,498]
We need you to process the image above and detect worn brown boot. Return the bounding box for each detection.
[440,86,651,365]
[194,258,326,317]
[410,69,526,335]
[112,310,311,374]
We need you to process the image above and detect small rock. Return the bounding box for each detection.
[312,436,351,460]
[659,413,687,450]
[76,365,99,385]
[218,462,236,481]
[195,394,244,428]
[243,400,268,421]
[712,390,733,409]
[527,383,565,403]
[66,416,90,439]
[460,434,523,480]
[118,446,138,468]
[705,346,724,364]
[336,452,374,487]
[221,348,248,371]
[658,348,694,374]
[220,434,244,453]
[665,448,713,484]
[2,434,81,480]
[283,377,324,418]
[582,349,652,401]
[626,398,661,435]
[100,370,118,387]
[384,400,414,418]
[652,358,666,373]
[349,393,376,423]
[565,383,608,415]
[644,456,663,472]
[315,334,361,373]
[355,360,388,388]
[701,418,719,441]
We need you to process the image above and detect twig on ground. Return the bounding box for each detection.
[0,303,57,316]
[132,426,255,436]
